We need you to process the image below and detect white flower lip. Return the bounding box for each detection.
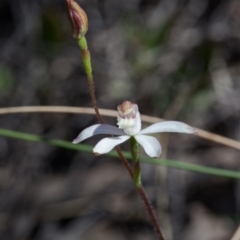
[73,101,196,158]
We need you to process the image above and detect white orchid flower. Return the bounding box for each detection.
[73,101,196,158]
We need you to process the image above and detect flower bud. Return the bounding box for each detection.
[117,101,141,135]
[66,0,88,38]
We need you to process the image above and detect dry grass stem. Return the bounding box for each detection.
[0,106,239,151]
[230,225,240,240]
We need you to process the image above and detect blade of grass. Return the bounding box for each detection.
[0,128,239,179]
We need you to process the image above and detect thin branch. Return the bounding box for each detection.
[137,186,164,240]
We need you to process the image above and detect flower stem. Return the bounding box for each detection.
[77,36,104,124]
[76,35,164,240]
[130,137,141,187]
[130,137,165,240]
[77,36,135,178]
[77,36,134,178]
[137,186,165,240]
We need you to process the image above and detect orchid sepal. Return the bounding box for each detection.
[139,121,196,135]
[73,124,125,144]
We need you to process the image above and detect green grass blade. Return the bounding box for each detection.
[0,128,239,179]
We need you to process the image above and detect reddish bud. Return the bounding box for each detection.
[66,0,88,38]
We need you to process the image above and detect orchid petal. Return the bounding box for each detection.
[93,135,130,155]
[139,121,196,135]
[134,135,161,158]
[73,124,125,144]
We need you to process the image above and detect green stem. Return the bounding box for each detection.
[134,161,141,187]
[130,136,141,187]
[78,37,93,82]
[130,137,164,240]
[77,36,104,124]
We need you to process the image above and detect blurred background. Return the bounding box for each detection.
[0,0,240,239]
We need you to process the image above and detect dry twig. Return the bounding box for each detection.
[0,106,239,151]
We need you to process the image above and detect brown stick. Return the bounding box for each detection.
[137,186,165,240]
